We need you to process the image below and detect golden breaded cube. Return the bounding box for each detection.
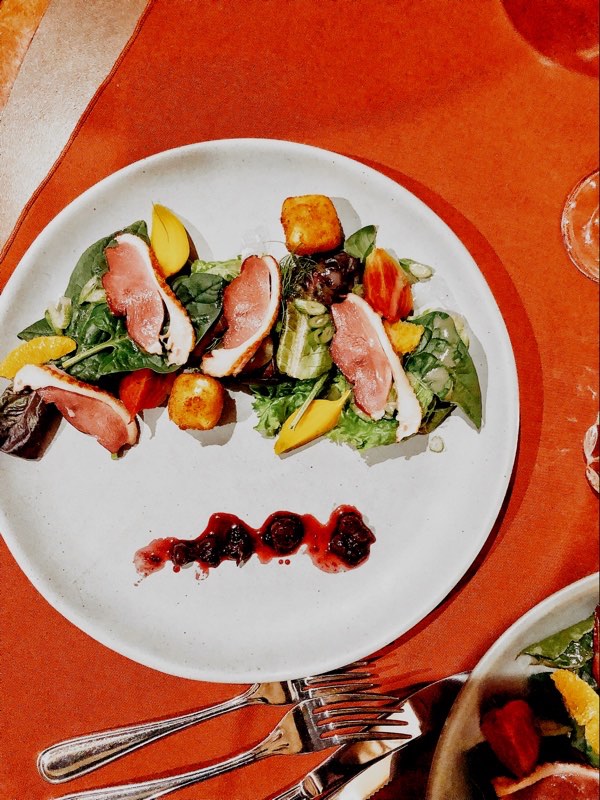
[168,373,224,430]
[383,320,425,355]
[281,195,343,255]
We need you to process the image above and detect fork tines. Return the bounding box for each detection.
[312,693,409,745]
[302,661,378,694]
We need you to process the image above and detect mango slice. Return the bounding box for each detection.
[275,391,350,454]
[150,204,190,277]
[0,336,76,379]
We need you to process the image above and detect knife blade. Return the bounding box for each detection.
[269,672,469,800]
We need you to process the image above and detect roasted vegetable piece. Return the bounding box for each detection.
[281,195,344,256]
[480,699,541,778]
[0,386,57,459]
[364,248,413,322]
[119,369,177,418]
[168,373,224,430]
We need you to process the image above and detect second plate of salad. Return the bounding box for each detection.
[427,573,600,799]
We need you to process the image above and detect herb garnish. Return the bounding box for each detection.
[279,252,317,307]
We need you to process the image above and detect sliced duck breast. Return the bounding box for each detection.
[201,255,281,377]
[13,364,138,453]
[492,762,599,798]
[330,293,421,440]
[103,233,194,365]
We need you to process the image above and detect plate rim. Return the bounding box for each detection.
[427,571,600,799]
[0,138,520,681]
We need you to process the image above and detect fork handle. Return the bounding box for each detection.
[271,789,307,800]
[54,736,277,800]
[38,685,258,784]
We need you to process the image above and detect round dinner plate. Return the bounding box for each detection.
[0,139,518,682]
[427,572,600,798]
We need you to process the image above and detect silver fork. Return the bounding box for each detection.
[54,692,408,800]
[38,662,378,783]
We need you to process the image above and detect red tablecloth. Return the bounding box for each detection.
[1,2,598,797]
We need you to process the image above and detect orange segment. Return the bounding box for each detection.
[552,669,599,756]
[384,320,424,355]
[0,336,76,379]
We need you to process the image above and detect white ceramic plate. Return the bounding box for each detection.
[0,139,518,682]
[427,573,600,798]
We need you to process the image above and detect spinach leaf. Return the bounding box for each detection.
[171,272,224,340]
[251,378,318,437]
[420,399,454,434]
[65,220,148,302]
[522,615,595,669]
[18,317,55,341]
[60,304,177,381]
[20,221,180,381]
[344,225,377,261]
[407,363,453,434]
[405,311,482,429]
[18,221,149,342]
[327,405,398,450]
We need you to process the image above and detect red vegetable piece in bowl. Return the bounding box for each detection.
[480,699,541,779]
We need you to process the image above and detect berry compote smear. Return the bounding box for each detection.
[134,506,375,579]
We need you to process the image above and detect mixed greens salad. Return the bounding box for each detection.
[468,607,600,798]
[0,195,482,458]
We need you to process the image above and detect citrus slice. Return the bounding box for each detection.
[0,336,76,379]
[552,669,599,758]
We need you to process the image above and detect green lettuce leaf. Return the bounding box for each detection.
[191,256,242,282]
[327,405,398,450]
[522,615,595,669]
[251,378,318,437]
[276,302,333,379]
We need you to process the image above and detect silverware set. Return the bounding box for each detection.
[37,663,465,800]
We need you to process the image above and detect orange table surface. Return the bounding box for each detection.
[0,1,598,798]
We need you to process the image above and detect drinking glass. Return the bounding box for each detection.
[561,170,599,282]
[500,0,599,77]
[500,0,599,282]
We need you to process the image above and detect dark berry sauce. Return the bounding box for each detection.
[134,506,375,579]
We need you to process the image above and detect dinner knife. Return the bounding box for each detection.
[269,671,468,800]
